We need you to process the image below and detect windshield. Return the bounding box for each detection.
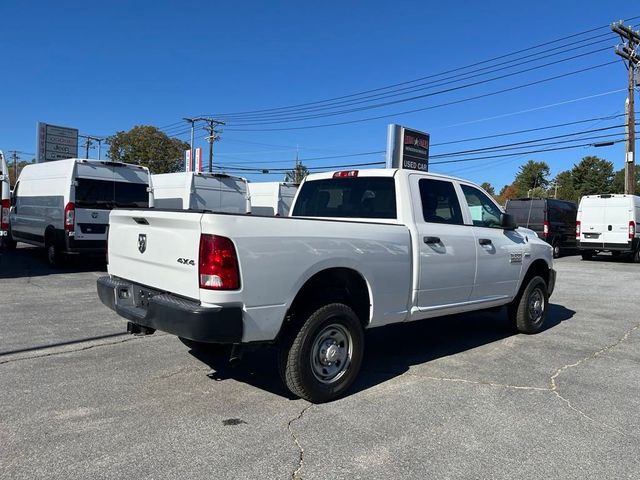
[75,178,149,209]
[292,177,396,219]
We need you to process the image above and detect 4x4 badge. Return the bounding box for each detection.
[138,234,147,254]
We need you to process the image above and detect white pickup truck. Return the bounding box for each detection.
[98,168,556,402]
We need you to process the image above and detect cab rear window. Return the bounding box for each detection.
[292,177,396,219]
[75,178,149,209]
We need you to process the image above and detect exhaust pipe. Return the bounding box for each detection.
[229,344,243,365]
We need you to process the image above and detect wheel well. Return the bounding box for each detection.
[522,259,550,290]
[283,268,371,331]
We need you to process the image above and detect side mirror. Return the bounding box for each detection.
[501,213,517,230]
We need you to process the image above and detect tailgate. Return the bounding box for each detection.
[107,209,203,300]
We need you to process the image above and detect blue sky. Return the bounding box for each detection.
[0,1,637,190]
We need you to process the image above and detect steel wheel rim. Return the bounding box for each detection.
[528,287,545,325]
[310,323,353,384]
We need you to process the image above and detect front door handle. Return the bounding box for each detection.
[478,238,492,246]
[424,236,441,245]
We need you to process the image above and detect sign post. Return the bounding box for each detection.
[194,147,202,172]
[385,124,430,172]
[36,122,79,163]
[185,149,192,172]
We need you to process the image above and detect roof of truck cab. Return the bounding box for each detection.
[305,168,468,183]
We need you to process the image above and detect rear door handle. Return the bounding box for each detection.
[424,236,441,245]
[479,238,492,246]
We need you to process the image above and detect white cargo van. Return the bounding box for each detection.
[152,172,250,213]
[576,194,640,262]
[248,181,298,216]
[7,158,151,265]
[1,151,10,241]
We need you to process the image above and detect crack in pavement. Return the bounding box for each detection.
[0,335,150,365]
[287,403,313,480]
[548,321,640,436]
[363,321,640,436]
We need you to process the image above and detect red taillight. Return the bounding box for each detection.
[629,221,636,240]
[199,234,240,290]
[1,198,9,231]
[333,170,359,178]
[543,220,549,239]
[576,220,581,239]
[64,202,75,232]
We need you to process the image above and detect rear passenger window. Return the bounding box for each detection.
[418,179,463,225]
[461,185,502,228]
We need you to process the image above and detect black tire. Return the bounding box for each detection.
[508,276,549,334]
[2,233,17,250]
[552,240,561,259]
[178,337,226,354]
[278,303,364,403]
[581,251,593,260]
[632,247,640,264]
[45,235,63,267]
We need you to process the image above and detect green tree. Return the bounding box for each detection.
[551,170,577,202]
[571,155,614,198]
[611,168,640,194]
[514,160,550,197]
[480,182,495,197]
[285,161,309,184]
[107,125,189,174]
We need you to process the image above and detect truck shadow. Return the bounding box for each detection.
[190,303,575,401]
[0,246,106,279]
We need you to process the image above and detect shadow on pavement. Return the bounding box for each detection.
[189,303,575,401]
[0,246,106,279]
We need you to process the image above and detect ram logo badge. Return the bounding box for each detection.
[177,258,195,266]
[510,252,523,264]
[138,234,147,254]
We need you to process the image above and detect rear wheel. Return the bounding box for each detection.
[552,240,561,259]
[632,247,640,264]
[2,232,16,250]
[45,234,63,267]
[278,303,364,403]
[508,276,548,334]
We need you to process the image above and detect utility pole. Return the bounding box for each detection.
[8,150,19,184]
[201,118,225,172]
[95,137,104,160]
[79,135,103,159]
[612,21,640,195]
[183,118,199,171]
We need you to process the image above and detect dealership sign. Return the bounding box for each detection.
[385,124,430,172]
[37,122,79,162]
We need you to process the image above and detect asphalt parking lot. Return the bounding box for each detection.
[0,246,638,479]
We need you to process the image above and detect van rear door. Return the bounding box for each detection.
[73,162,149,242]
[601,196,632,247]
[579,197,606,248]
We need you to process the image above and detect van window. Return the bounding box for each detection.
[75,178,149,209]
[292,177,396,219]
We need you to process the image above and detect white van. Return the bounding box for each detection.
[248,182,298,216]
[152,172,250,213]
[576,194,640,262]
[7,158,151,265]
[1,151,10,241]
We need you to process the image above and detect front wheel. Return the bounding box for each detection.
[509,276,549,334]
[278,303,364,403]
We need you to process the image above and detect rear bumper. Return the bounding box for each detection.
[97,276,243,343]
[578,239,639,252]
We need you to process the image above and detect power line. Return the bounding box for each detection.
[223,61,618,132]
[205,18,640,119]
[219,48,612,126]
